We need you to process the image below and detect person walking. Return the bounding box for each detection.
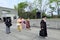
[4,17,12,34]
[26,18,31,30]
[17,17,22,31]
[39,16,47,37]
[22,18,26,29]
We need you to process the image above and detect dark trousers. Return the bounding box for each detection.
[6,26,10,34]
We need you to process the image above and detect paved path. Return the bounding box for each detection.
[0,22,60,40]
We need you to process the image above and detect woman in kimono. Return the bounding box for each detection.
[26,18,31,30]
[17,17,22,31]
[40,16,47,37]
[22,18,26,29]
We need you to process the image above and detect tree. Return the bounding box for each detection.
[48,0,60,17]
[18,2,28,17]
[35,0,47,18]
[14,5,18,10]
[18,2,28,9]
[31,8,37,18]
[49,5,56,17]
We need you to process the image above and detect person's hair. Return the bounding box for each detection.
[42,16,46,18]
[18,16,22,18]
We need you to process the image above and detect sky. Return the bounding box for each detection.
[0,0,34,9]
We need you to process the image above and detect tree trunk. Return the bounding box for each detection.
[51,12,53,17]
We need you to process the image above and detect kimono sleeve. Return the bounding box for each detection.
[40,20,45,28]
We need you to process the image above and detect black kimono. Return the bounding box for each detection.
[40,20,47,37]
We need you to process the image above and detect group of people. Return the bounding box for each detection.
[4,16,48,38]
[4,17,30,34]
[17,17,31,31]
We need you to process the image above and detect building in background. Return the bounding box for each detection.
[0,7,18,22]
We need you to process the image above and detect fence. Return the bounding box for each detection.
[30,19,60,29]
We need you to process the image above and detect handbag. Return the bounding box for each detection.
[39,29,45,36]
